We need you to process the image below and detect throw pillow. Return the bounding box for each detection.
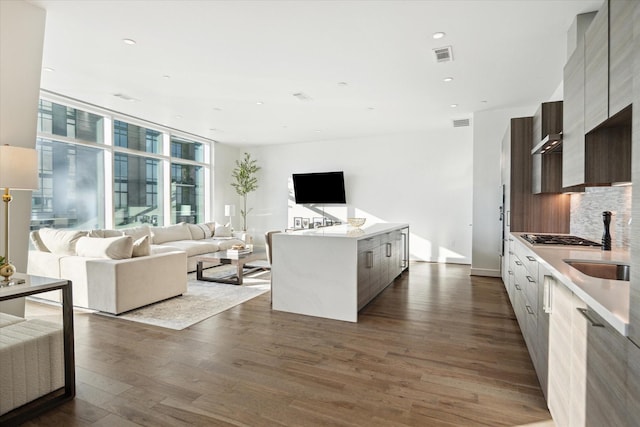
[38,228,86,255]
[204,222,216,235]
[75,236,133,259]
[87,229,124,238]
[150,223,192,244]
[122,225,151,241]
[214,225,232,237]
[29,230,50,252]
[132,235,151,257]
[188,223,210,240]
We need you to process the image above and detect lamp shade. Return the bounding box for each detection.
[0,145,38,190]
[224,204,236,216]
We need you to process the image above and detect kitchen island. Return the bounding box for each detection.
[271,223,409,322]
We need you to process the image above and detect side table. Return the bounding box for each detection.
[0,274,75,426]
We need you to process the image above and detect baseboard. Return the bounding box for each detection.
[470,268,501,277]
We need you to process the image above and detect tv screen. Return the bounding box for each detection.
[292,171,346,204]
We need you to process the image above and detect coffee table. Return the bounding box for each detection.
[195,249,268,285]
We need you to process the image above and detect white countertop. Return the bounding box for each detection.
[283,223,409,239]
[512,233,630,335]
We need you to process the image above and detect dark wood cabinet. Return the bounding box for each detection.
[532,101,563,194]
[584,106,632,184]
[504,117,569,233]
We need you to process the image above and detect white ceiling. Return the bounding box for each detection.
[29,0,602,146]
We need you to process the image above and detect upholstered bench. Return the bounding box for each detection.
[0,315,63,415]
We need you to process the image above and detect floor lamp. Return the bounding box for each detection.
[0,145,38,286]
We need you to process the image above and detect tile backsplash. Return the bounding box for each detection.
[570,186,632,249]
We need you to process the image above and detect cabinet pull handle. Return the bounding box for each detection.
[543,275,553,314]
[506,211,510,226]
[515,284,522,291]
[367,251,373,268]
[526,305,534,315]
[386,242,392,257]
[576,308,604,327]
[515,260,522,266]
[526,275,535,283]
[526,256,536,262]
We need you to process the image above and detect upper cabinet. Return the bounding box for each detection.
[608,0,635,117]
[563,0,634,188]
[584,0,634,133]
[532,101,563,194]
[562,36,587,189]
[584,2,608,134]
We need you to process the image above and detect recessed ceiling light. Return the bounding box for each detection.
[175,115,182,119]
[122,38,137,45]
[209,128,217,131]
[432,32,446,40]
[256,101,264,105]
[368,107,375,110]
[315,130,321,133]
[43,67,55,72]
[338,82,348,86]
[450,104,458,108]
[443,77,454,82]
[162,75,171,79]
[481,100,488,104]
[212,107,222,111]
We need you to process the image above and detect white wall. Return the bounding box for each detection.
[212,142,241,225]
[0,0,45,314]
[239,127,473,263]
[470,105,535,276]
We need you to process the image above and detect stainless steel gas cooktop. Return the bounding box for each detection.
[521,234,602,247]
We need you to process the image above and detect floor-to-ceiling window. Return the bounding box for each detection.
[31,95,212,231]
[31,138,105,230]
[170,136,205,224]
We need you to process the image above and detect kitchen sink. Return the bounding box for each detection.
[564,260,630,281]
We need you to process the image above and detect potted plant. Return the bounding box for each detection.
[231,152,260,231]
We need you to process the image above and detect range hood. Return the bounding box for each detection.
[531,132,563,155]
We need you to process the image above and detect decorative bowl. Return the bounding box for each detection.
[347,217,366,228]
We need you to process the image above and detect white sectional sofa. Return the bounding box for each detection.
[27,222,247,314]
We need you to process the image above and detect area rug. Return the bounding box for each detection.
[98,267,270,330]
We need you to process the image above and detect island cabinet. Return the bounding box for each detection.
[357,230,404,310]
[272,223,409,322]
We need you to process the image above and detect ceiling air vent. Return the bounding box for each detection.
[453,118,470,128]
[113,93,137,102]
[433,46,453,63]
[292,92,313,101]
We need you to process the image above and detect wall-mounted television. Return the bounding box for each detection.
[292,171,346,204]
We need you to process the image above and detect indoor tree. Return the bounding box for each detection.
[231,152,260,231]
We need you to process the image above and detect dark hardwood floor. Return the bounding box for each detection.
[21,262,552,426]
